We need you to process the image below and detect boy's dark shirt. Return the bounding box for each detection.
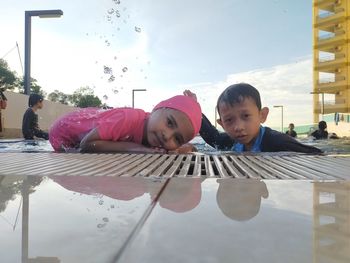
[200,114,322,153]
[285,130,297,138]
[311,130,328,140]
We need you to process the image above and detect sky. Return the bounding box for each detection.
[0,0,314,129]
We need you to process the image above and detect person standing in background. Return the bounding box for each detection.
[0,88,8,135]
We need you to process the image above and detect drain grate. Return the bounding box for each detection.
[0,152,349,179]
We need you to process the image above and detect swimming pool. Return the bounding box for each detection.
[1,136,350,154]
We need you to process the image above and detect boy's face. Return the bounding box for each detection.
[146,108,194,150]
[217,97,268,149]
[37,101,43,109]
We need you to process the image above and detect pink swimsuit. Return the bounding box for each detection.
[49,107,149,151]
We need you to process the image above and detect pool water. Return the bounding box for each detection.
[0,136,350,154]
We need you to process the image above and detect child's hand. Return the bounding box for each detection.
[183,90,197,102]
[169,143,197,154]
[149,147,168,154]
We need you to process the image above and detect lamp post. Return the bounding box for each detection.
[132,89,146,108]
[310,91,325,116]
[24,9,63,95]
[273,105,284,132]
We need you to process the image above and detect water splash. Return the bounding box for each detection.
[108,75,115,82]
[104,66,113,74]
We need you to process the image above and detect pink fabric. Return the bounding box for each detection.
[49,107,149,151]
[52,176,146,201]
[153,95,202,136]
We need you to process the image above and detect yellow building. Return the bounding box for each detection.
[313,0,350,124]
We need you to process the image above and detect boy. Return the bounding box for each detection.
[185,83,321,153]
[310,121,328,140]
[22,94,49,140]
[286,123,297,138]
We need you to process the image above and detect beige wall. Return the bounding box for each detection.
[0,91,77,138]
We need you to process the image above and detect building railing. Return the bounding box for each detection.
[318,76,345,84]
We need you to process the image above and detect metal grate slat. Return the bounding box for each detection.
[0,152,349,179]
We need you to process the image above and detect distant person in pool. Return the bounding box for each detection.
[285,123,297,138]
[49,95,202,153]
[310,121,328,140]
[184,83,322,153]
[22,94,49,140]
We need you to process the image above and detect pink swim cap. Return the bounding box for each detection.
[153,95,202,137]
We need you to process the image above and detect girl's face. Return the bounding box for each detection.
[145,108,194,150]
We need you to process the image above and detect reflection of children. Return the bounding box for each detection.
[310,121,328,140]
[49,95,202,153]
[52,176,147,201]
[185,84,322,153]
[22,94,49,140]
[216,179,268,221]
[285,123,297,138]
[147,177,203,213]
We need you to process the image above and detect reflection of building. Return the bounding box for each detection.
[313,182,350,263]
[312,0,350,123]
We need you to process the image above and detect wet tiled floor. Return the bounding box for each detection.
[1,175,349,263]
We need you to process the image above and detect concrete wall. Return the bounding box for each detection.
[0,91,77,138]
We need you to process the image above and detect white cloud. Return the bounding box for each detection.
[185,57,314,129]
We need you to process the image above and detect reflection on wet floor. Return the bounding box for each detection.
[1,176,350,262]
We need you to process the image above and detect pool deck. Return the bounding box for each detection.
[0,152,349,179]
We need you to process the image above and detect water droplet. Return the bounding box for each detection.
[113,0,121,4]
[107,15,112,22]
[114,56,117,60]
[122,67,128,72]
[111,205,115,208]
[116,10,121,18]
[103,217,109,222]
[104,66,113,74]
[103,95,108,100]
[107,8,115,15]
[108,75,115,82]
[97,223,106,228]
[113,89,119,94]
[99,200,104,205]
[135,26,141,33]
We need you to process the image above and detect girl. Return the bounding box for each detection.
[49,95,201,153]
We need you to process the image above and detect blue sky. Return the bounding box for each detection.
[0,0,314,128]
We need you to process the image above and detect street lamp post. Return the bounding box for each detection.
[273,105,284,132]
[132,89,147,108]
[310,91,325,116]
[24,9,63,95]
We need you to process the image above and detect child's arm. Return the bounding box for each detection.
[183,90,234,150]
[80,128,166,153]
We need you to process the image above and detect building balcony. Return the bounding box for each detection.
[316,76,347,93]
[314,0,342,12]
[314,31,347,49]
[313,100,348,114]
[315,8,346,28]
[315,53,347,72]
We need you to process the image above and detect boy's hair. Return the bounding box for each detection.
[29,94,43,107]
[318,120,327,130]
[216,83,262,116]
